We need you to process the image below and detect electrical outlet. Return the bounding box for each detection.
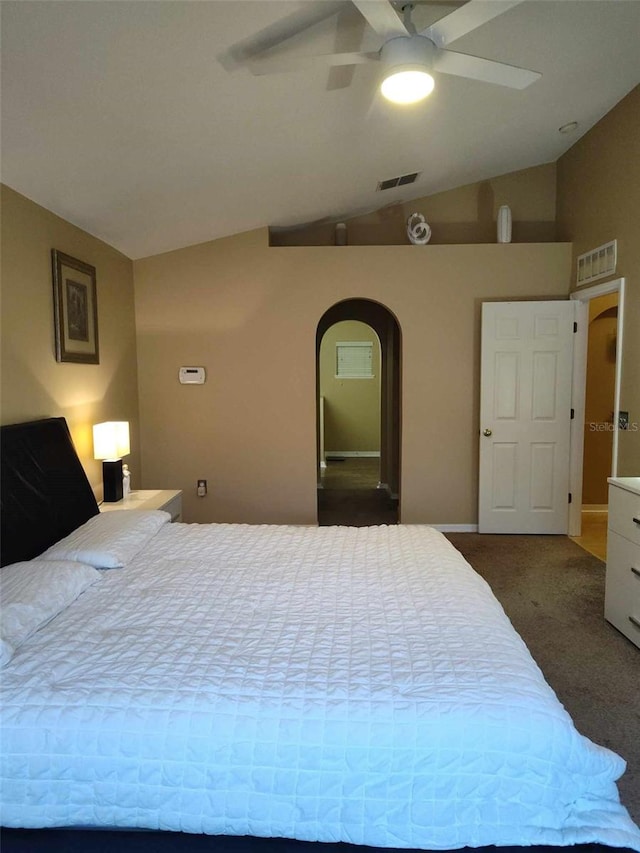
[197,479,207,497]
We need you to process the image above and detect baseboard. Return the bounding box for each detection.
[325,451,380,458]
[432,524,479,533]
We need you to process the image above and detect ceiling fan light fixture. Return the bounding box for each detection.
[379,35,436,105]
[381,68,434,104]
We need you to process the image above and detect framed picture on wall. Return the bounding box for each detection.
[51,249,99,363]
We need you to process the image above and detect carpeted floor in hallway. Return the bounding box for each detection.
[318,458,398,526]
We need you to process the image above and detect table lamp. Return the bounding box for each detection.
[93,421,130,502]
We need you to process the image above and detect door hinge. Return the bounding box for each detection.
[568,493,572,504]
[573,322,578,333]
[571,408,575,419]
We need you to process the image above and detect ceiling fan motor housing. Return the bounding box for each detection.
[380,35,436,72]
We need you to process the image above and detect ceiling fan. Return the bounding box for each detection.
[221,0,541,104]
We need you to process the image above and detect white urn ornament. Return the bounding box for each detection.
[406,212,431,245]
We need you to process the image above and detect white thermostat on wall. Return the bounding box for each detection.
[179,366,206,385]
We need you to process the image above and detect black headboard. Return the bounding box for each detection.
[1,417,99,566]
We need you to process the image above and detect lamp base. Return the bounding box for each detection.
[102,459,124,502]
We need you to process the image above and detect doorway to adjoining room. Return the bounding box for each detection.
[570,291,619,561]
[316,299,401,527]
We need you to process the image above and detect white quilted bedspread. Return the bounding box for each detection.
[2,523,639,850]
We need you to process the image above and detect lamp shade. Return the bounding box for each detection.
[93,421,130,460]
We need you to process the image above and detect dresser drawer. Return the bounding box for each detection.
[605,530,640,647]
[608,484,640,546]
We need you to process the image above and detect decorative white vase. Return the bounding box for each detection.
[496,205,512,243]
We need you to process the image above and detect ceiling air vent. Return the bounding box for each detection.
[377,172,420,191]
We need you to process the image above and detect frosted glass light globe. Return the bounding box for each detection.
[380,69,435,104]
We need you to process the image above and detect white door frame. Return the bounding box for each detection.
[569,277,625,536]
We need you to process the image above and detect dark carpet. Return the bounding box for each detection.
[2,534,639,852]
[317,459,398,527]
[446,533,640,824]
[317,488,398,526]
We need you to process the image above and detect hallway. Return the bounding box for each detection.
[317,458,398,526]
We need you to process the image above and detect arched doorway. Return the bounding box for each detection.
[571,294,619,560]
[583,296,618,506]
[316,299,401,525]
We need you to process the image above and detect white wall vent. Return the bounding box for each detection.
[576,239,617,286]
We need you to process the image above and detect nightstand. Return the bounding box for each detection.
[100,489,183,522]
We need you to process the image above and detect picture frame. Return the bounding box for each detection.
[51,249,99,364]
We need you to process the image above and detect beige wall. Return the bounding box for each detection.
[271,163,557,246]
[5,89,640,523]
[320,321,380,453]
[134,235,571,525]
[557,85,640,475]
[0,185,140,498]
[4,87,636,520]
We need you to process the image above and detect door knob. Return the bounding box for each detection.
[483,428,492,437]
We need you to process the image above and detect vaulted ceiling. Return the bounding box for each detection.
[2,1,639,259]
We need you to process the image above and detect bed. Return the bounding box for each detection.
[1,418,639,852]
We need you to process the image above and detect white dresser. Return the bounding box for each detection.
[605,477,640,648]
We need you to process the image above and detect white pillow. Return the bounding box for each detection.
[0,560,102,665]
[40,510,169,569]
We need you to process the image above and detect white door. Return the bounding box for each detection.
[479,301,575,534]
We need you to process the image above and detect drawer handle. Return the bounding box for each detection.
[632,567,640,579]
[629,616,640,631]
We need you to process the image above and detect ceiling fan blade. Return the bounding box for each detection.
[249,51,379,77]
[434,49,541,88]
[218,1,347,70]
[327,4,368,91]
[422,0,525,47]
[328,65,357,91]
[352,0,408,40]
